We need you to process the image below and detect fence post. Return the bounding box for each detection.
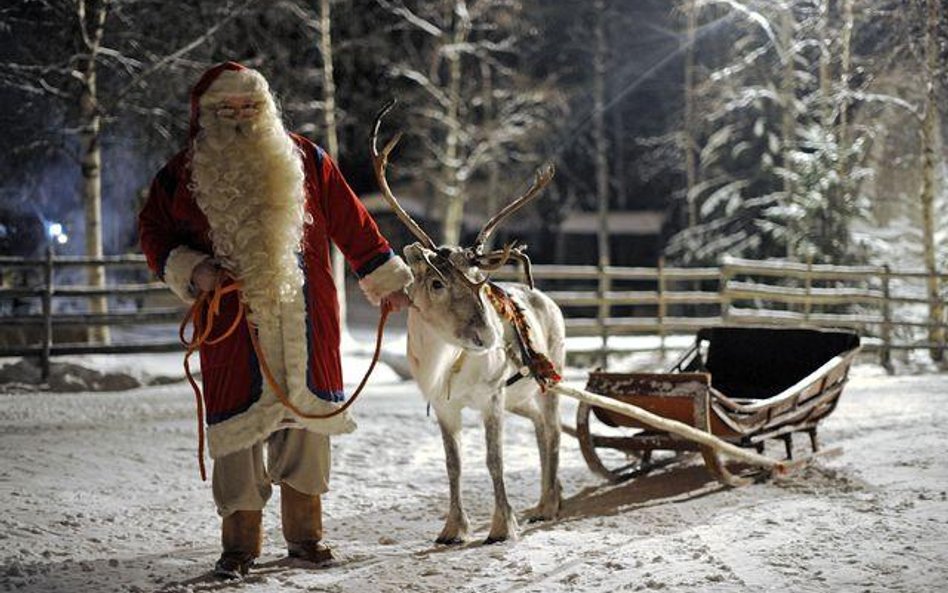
[938,271,946,363]
[804,254,813,323]
[880,264,893,374]
[720,260,732,324]
[657,256,667,357]
[41,245,54,381]
[597,263,609,368]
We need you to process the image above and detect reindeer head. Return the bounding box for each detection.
[403,244,497,350]
[371,100,555,352]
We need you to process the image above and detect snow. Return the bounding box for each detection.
[1,345,947,592]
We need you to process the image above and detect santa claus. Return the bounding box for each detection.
[138,62,412,579]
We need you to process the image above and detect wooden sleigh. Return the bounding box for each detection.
[573,326,861,486]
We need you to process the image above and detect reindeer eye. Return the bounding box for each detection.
[430,279,445,291]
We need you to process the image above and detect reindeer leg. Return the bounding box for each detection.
[515,403,554,523]
[435,409,470,545]
[532,390,562,522]
[484,390,518,544]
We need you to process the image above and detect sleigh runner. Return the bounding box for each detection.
[572,326,861,485]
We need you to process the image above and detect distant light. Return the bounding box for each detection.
[49,222,63,238]
[56,234,68,245]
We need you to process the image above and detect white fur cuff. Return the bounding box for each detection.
[164,245,211,302]
[358,256,413,306]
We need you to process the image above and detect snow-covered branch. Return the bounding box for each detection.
[375,0,443,37]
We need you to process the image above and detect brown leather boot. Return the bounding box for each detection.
[214,510,263,580]
[281,484,334,565]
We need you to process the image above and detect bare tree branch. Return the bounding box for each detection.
[376,0,443,37]
[108,0,262,109]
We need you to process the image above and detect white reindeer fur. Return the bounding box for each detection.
[406,268,566,544]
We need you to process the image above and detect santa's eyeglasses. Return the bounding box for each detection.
[211,100,261,119]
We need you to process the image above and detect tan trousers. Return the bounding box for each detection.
[212,428,330,518]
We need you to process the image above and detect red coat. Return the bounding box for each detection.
[138,62,410,457]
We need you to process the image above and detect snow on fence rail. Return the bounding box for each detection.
[1,252,946,377]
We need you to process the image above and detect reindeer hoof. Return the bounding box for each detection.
[435,535,465,546]
[526,514,551,524]
[484,531,519,545]
[527,507,560,523]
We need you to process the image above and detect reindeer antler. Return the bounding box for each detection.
[371,99,437,251]
[473,163,555,254]
[371,101,551,294]
[472,241,536,289]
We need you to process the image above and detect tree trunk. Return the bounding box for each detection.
[610,66,627,210]
[817,0,840,261]
[837,0,854,228]
[79,0,110,344]
[320,0,348,331]
[440,0,470,246]
[683,0,698,228]
[593,0,610,365]
[920,0,945,361]
[779,5,797,258]
[481,60,499,250]
[838,0,853,156]
[817,0,833,128]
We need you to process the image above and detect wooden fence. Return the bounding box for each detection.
[2,251,946,377]
[492,255,948,370]
[0,250,181,378]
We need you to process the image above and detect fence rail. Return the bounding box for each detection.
[2,251,946,377]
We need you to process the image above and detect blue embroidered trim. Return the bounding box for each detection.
[156,251,169,281]
[356,249,395,279]
[313,388,346,403]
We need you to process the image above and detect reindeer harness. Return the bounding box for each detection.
[485,283,562,391]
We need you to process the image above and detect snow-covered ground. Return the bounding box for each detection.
[1,345,947,592]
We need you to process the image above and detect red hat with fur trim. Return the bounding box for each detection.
[188,61,248,139]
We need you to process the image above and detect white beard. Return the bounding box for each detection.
[190,110,308,325]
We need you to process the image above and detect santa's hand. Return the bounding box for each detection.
[191,260,222,293]
[381,289,411,313]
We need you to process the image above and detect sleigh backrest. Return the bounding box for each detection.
[699,326,860,400]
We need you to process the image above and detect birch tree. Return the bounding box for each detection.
[78,0,109,343]
[319,0,349,331]
[919,0,944,360]
[378,0,562,245]
[683,0,699,229]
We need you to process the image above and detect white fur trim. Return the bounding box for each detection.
[164,246,210,302]
[359,256,413,306]
[206,398,356,460]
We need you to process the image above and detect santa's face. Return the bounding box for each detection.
[205,94,264,137]
[198,93,274,148]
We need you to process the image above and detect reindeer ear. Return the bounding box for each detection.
[403,243,426,265]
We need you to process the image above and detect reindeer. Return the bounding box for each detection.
[370,103,566,545]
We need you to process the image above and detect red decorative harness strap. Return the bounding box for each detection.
[484,283,562,391]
